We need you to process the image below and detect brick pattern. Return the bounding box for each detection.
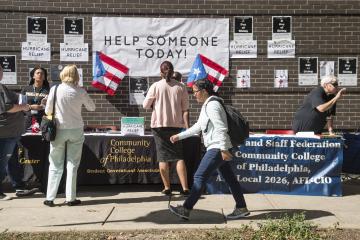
[0,1,359,131]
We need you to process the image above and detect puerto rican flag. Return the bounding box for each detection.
[92,51,129,96]
[187,54,228,92]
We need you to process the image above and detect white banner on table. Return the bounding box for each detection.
[60,43,88,62]
[21,42,51,61]
[27,16,47,43]
[92,17,229,76]
[320,61,335,79]
[129,77,148,105]
[0,55,16,84]
[64,17,84,44]
[267,40,295,58]
[272,16,292,40]
[230,40,257,58]
[338,57,357,86]
[234,16,253,40]
[236,69,251,88]
[298,57,318,86]
[274,69,288,88]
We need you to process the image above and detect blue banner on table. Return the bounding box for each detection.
[206,137,343,196]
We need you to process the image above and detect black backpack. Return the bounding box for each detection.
[205,98,249,147]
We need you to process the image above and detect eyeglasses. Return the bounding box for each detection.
[331,82,338,87]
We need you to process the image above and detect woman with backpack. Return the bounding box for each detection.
[168,78,249,220]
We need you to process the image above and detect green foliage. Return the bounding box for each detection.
[252,212,321,240]
[0,214,332,240]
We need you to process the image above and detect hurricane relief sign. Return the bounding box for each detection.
[207,137,343,196]
[121,117,145,136]
[92,17,229,76]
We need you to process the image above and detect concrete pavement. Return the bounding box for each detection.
[1,177,360,232]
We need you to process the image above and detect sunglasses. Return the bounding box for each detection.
[331,82,338,87]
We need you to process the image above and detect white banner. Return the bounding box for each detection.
[230,40,257,58]
[92,17,229,77]
[267,40,295,58]
[21,42,51,61]
[60,43,88,62]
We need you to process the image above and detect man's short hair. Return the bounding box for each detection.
[320,75,337,87]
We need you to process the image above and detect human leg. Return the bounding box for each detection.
[218,161,247,208]
[218,161,250,219]
[183,149,223,210]
[0,137,18,200]
[64,128,84,202]
[159,161,171,193]
[45,131,66,201]
[6,142,25,190]
[176,159,189,192]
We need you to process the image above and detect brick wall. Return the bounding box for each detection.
[0,0,359,131]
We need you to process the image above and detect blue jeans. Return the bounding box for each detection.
[0,137,19,193]
[184,148,247,210]
[7,143,25,190]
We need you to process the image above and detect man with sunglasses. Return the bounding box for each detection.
[292,75,346,135]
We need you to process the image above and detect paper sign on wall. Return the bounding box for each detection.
[121,117,145,136]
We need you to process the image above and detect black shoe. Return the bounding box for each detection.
[43,200,55,207]
[16,188,39,197]
[161,189,172,196]
[179,189,190,196]
[169,204,190,220]
[66,199,81,206]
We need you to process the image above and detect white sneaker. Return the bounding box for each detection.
[226,207,250,219]
[0,193,12,201]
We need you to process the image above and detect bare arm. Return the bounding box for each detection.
[316,88,346,112]
[7,104,30,113]
[327,117,334,135]
[183,110,189,129]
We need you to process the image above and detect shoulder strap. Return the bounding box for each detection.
[204,97,225,133]
[51,85,59,118]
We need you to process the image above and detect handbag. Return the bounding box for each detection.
[40,85,58,142]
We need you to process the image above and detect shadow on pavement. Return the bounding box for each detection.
[38,208,333,228]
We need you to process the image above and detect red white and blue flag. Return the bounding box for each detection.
[92,51,129,95]
[187,54,228,91]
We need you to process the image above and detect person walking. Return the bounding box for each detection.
[169,78,249,220]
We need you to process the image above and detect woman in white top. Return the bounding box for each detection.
[168,78,249,220]
[43,65,95,207]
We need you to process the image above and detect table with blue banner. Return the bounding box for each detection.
[206,135,343,196]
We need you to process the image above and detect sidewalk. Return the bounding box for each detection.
[1,181,360,232]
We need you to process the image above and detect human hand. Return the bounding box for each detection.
[336,88,346,99]
[41,98,47,106]
[221,150,233,161]
[170,134,179,144]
